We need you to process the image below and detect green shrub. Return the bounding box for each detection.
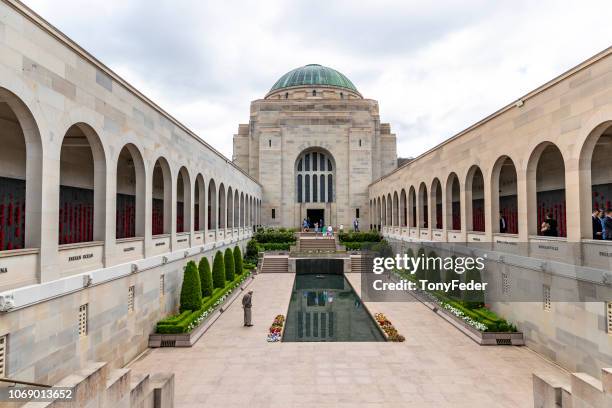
[342,242,364,250]
[199,257,213,297]
[233,246,243,276]
[212,250,225,289]
[245,239,259,262]
[243,261,256,270]
[179,261,202,313]
[371,240,393,258]
[462,265,485,309]
[224,248,235,282]
[338,231,382,243]
[259,242,291,251]
[156,272,251,334]
[253,229,296,243]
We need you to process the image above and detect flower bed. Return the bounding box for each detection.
[374,313,405,342]
[266,315,285,342]
[393,270,516,333]
[156,271,253,334]
[391,270,523,345]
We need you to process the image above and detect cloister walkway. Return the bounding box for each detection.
[130,273,568,407]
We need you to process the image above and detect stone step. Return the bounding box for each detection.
[104,368,131,408]
[260,256,289,273]
[129,373,153,407]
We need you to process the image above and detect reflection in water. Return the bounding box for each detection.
[283,274,385,342]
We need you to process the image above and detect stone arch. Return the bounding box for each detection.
[418,182,428,228]
[431,178,443,229]
[491,156,518,234]
[151,157,171,235]
[58,123,107,243]
[0,87,43,249]
[116,143,146,238]
[176,166,191,233]
[578,120,612,239]
[386,193,392,226]
[218,183,226,229]
[194,174,205,231]
[408,186,416,228]
[445,172,461,231]
[526,142,566,237]
[392,191,399,227]
[400,188,407,227]
[208,178,217,230]
[295,147,336,203]
[465,165,485,232]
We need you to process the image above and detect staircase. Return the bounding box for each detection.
[298,237,337,252]
[21,361,174,407]
[260,255,289,273]
[350,255,364,273]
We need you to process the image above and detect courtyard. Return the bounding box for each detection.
[130,273,568,407]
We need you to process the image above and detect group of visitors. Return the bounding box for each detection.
[301,217,360,235]
[592,208,612,240]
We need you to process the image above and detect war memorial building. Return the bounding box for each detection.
[233,63,397,228]
[0,0,611,406]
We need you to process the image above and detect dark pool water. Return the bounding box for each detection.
[283,274,385,342]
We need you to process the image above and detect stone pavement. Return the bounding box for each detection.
[130,273,569,407]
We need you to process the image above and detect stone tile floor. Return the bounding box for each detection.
[130,273,569,407]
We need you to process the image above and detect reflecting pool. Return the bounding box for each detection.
[283,274,385,342]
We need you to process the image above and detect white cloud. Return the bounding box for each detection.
[26,0,612,158]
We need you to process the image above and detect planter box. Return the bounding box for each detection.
[389,273,523,346]
[149,275,255,348]
[412,289,524,345]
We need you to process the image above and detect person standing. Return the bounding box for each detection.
[353,218,359,232]
[242,290,253,327]
[592,209,603,240]
[540,213,558,237]
[499,211,507,234]
[604,209,612,241]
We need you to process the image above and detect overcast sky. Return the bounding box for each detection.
[27,0,612,159]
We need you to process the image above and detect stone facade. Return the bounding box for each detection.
[372,47,612,380]
[233,75,397,228]
[0,0,259,387]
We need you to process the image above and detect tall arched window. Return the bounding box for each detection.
[295,149,335,203]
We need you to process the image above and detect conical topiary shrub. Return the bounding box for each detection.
[224,248,235,282]
[212,250,225,289]
[199,256,213,297]
[179,260,202,312]
[233,246,243,275]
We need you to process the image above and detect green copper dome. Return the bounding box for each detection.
[270,64,358,93]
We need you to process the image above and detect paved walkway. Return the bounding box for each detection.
[130,273,568,407]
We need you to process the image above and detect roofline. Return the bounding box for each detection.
[264,84,363,99]
[369,45,612,188]
[3,0,262,187]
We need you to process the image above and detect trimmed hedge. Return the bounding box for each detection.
[253,229,296,243]
[245,239,259,264]
[338,231,382,243]
[212,250,225,289]
[179,261,202,313]
[199,257,213,297]
[258,242,291,251]
[156,272,251,334]
[233,246,243,276]
[243,261,256,270]
[224,248,235,282]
